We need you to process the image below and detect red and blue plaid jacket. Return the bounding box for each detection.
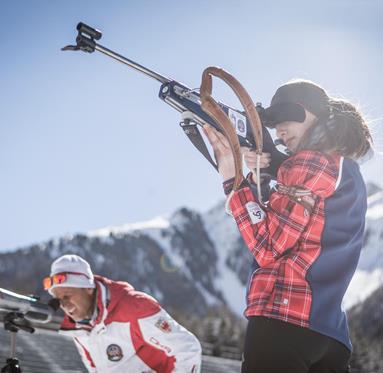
[226,150,366,350]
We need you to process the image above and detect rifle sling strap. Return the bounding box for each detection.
[180,123,219,171]
[200,66,263,192]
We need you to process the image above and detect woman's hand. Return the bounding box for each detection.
[241,149,271,184]
[203,124,236,181]
[242,149,271,170]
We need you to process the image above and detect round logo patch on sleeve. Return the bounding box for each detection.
[155,317,172,333]
[106,344,124,362]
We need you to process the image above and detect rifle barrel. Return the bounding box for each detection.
[95,44,170,84]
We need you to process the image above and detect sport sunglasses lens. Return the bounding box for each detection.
[43,273,68,290]
[52,273,67,285]
[43,277,52,290]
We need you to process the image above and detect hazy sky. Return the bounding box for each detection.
[1,0,383,251]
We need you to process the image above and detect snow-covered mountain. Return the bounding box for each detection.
[0,184,382,318]
[85,201,250,315]
[0,203,249,318]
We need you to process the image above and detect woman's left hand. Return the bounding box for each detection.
[203,124,236,181]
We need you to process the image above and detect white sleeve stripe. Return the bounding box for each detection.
[335,156,344,191]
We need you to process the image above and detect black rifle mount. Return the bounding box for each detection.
[1,312,35,373]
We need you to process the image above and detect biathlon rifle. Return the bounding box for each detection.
[0,287,59,324]
[0,289,60,372]
[62,22,287,179]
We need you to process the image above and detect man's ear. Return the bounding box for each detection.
[85,288,95,296]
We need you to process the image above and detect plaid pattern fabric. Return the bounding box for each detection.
[229,150,340,327]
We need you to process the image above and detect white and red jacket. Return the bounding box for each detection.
[59,276,201,373]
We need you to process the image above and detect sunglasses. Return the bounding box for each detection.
[43,272,89,290]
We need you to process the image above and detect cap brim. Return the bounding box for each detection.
[263,102,306,128]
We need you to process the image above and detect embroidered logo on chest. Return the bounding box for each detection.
[106,344,123,362]
[155,317,172,333]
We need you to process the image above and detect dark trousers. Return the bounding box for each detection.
[241,316,351,373]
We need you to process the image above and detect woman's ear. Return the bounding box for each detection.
[303,109,318,127]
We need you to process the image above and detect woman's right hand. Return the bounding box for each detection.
[241,149,271,184]
[241,149,271,170]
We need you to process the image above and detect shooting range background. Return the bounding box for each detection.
[1,0,383,252]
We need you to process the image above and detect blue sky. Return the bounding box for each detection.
[1,0,383,251]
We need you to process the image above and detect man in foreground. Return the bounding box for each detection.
[43,254,201,372]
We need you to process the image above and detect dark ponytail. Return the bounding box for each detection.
[297,98,373,159]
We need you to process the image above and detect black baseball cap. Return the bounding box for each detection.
[263,80,329,128]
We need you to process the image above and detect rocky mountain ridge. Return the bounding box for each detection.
[1,183,382,317]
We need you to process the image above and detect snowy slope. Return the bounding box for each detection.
[202,201,248,316]
[87,201,249,315]
[87,204,248,315]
